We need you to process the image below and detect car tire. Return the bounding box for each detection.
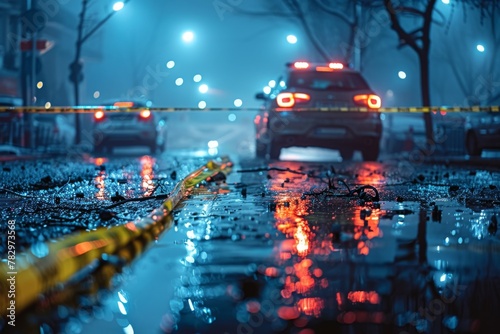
[339,148,354,161]
[361,146,379,161]
[269,141,281,160]
[149,143,157,155]
[255,140,268,158]
[466,132,481,157]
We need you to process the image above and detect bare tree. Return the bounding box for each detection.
[383,0,499,144]
[438,5,500,106]
[245,0,500,148]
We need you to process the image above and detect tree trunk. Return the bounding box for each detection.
[420,0,436,147]
[419,51,434,146]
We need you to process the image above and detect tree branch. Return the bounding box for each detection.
[285,0,332,61]
[312,0,355,26]
[384,0,422,54]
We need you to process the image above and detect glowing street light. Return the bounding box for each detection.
[199,84,209,93]
[476,44,485,52]
[113,2,125,11]
[398,71,407,79]
[71,0,130,145]
[287,34,298,44]
[166,60,175,69]
[182,31,194,43]
[441,0,450,4]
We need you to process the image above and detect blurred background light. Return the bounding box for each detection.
[398,71,407,79]
[233,99,243,107]
[112,1,125,11]
[286,34,298,44]
[199,84,209,93]
[182,31,194,43]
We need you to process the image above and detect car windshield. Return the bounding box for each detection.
[287,71,370,91]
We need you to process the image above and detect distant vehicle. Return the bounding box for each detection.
[464,112,500,156]
[92,100,167,154]
[254,61,382,160]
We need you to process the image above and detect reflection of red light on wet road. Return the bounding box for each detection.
[295,219,310,257]
[95,172,106,200]
[297,297,324,317]
[140,156,155,196]
[347,291,380,304]
[355,162,386,185]
[277,306,300,320]
[264,267,280,277]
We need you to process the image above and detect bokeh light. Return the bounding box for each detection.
[233,99,243,107]
[199,84,209,94]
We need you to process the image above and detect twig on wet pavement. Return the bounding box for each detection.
[104,193,169,209]
[237,167,309,175]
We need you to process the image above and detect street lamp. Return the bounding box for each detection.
[71,0,130,145]
[286,34,298,44]
[182,31,194,43]
[198,84,209,94]
[113,1,125,11]
[476,44,485,52]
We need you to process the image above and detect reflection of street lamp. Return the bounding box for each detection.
[71,0,129,144]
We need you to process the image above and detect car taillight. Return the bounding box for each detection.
[276,92,311,108]
[94,110,105,121]
[139,109,152,120]
[353,94,382,109]
[293,61,310,69]
[329,62,344,69]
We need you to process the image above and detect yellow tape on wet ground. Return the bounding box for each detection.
[0,157,233,316]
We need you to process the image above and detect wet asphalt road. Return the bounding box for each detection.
[1,148,500,334]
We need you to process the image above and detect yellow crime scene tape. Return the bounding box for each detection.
[0,157,233,316]
[0,106,499,114]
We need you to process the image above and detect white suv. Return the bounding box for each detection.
[93,100,167,154]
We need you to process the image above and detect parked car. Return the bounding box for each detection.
[464,112,500,156]
[254,61,382,160]
[92,100,167,154]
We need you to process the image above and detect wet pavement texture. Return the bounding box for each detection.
[1,153,500,334]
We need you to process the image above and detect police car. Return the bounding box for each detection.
[254,61,382,160]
